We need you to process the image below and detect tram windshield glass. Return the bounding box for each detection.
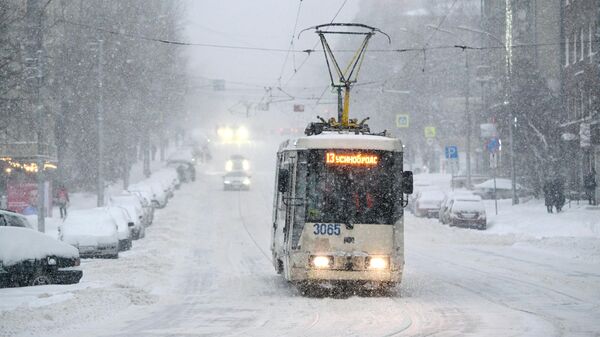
[305,149,401,224]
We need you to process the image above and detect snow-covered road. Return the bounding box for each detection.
[2,141,600,337]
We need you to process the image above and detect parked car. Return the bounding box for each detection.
[129,182,167,209]
[107,206,134,251]
[0,209,33,229]
[439,191,477,224]
[447,195,487,230]
[167,160,196,183]
[111,193,152,228]
[59,208,119,259]
[1,227,82,287]
[413,190,445,218]
[129,190,155,226]
[472,178,528,199]
[110,193,146,240]
[223,171,251,191]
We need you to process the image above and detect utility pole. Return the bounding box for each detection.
[26,0,45,232]
[465,50,472,188]
[97,40,105,207]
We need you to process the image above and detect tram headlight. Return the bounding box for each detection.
[367,256,389,270]
[310,255,333,269]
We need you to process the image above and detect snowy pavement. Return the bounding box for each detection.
[2,141,600,336]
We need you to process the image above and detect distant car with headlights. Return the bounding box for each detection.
[0,227,82,287]
[59,208,120,259]
[446,195,487,230]
[217,125,250,144]
[223,171,251,191]
[225,154,250,173]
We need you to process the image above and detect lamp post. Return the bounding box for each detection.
[425,25,472,188]
[455,25,519,205]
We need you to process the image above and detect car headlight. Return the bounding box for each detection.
[242,178,251,185]
[225,160,233,172]
[236,126,249,141]
[242,160,250,171]
[310,255,333,269]
[224,180,231,184]
[367,256,389,270]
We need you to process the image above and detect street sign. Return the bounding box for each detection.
[293,104,305,112]
[445,145,458,159]
[424,126,436,138]
[486,137,501,153]
[395,114,409,128]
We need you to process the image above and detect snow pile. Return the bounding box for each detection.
[486,199,600,239]
[0,227,78,266]
[474,178,523,190]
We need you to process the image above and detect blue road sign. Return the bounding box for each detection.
[487,137,501,153]
[445,145,458,159]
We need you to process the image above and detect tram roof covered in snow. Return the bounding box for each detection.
[279,132,403,152]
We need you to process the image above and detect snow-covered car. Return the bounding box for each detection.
[111,193,152,228]
[154,168,179,197]
[447,195,487,230]
[223,171,251,191]
[167,160,196,183]
[130,191,155,226]
[0,209,33,229]
[114,202,144,240]
[107,206,134,251]
[59,208,119,259]
[413,190,445,217]
[472,178,528,199]
[129,182,167,209]
[225,154,250,172]
[439,191,477,224]
[0,227,82,287]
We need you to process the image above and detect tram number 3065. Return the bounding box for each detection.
[313,223,341,236]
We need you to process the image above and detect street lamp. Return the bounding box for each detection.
[425,25,472,188]
[454,25,519,205]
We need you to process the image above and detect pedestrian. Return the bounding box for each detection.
[543,178,553,213]
[553,176,565,213]
[583,168,597,205]
[57,185,69,219]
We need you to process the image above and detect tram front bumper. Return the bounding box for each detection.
[291,267,400,283]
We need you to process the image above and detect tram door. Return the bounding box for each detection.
[272,151,297,278]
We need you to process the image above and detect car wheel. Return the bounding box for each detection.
[30,271,52,286]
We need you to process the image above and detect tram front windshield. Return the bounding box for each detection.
[305,149,400,225]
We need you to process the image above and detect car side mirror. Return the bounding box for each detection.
[402,171,414,195]
[128,222,135,227]
[278,169,290,193]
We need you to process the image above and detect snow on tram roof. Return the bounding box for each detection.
[280,132,403,152]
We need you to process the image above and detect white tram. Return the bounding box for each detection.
[271,124,413,291]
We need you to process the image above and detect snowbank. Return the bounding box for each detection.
[485,199,600,239]
[0,227,79,266]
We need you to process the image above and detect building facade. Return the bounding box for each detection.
[560,0,600,198]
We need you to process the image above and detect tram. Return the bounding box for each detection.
[270,119,413,292]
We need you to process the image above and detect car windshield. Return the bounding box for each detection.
[305,149,401,224]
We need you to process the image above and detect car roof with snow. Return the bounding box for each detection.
[279,132,403,152]
[0,226,79,266]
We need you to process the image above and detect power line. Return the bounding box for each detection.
[277,0,303,85]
